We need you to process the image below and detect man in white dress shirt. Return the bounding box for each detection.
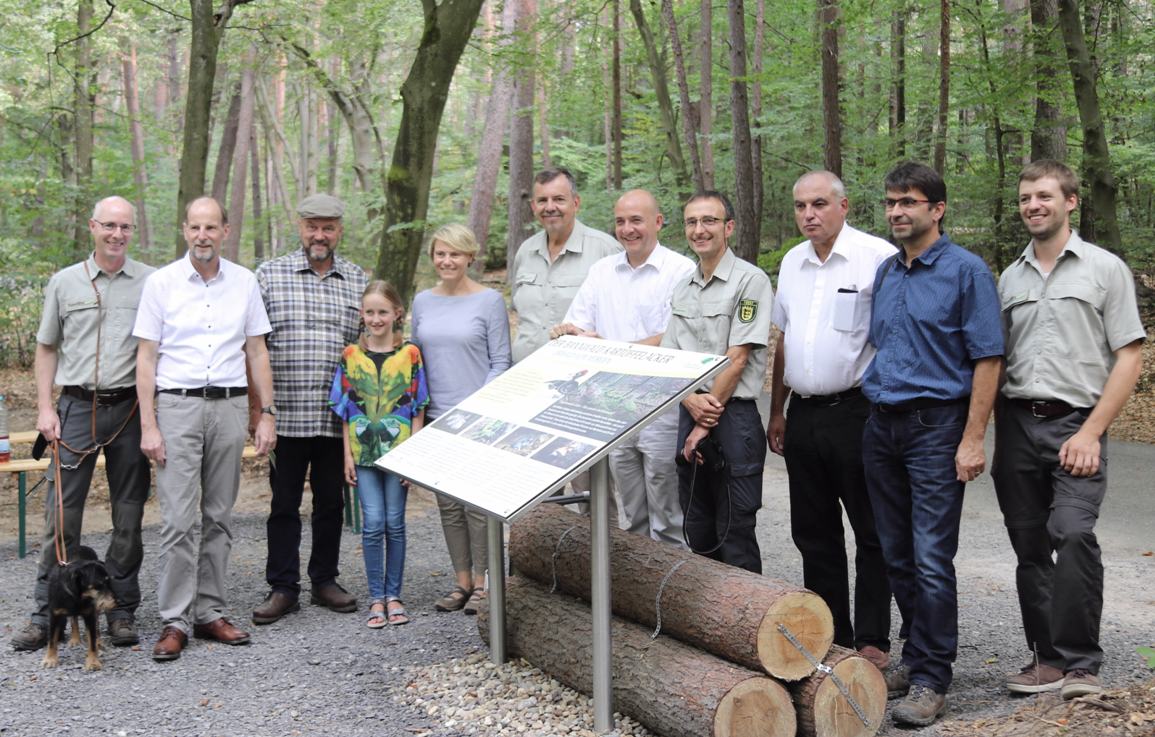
[551,189,695,545]
[134,196,277,662]
[766,170,897,670]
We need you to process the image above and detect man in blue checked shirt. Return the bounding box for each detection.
[861,162,1004,727]
[251,194,368,625]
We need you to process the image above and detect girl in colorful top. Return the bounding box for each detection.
[330,281,429,628]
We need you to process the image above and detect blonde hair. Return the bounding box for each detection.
[427,223,480,260]
[362,280,405,318]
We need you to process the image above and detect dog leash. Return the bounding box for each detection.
[51,438,69,566]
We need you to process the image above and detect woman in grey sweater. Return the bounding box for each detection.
[411,224,512,614]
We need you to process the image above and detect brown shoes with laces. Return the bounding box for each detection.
[152,626,188,662]
[192,617,251,645]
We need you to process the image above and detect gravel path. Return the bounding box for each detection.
[2,444,1153,737]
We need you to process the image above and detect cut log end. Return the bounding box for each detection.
[714,676,797,737]
[756,590,835,680]
[791,646,887,737]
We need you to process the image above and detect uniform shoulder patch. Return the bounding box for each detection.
[738,298,758,323]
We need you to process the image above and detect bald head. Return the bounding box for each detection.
[614,189,664,266]
[793,171,849,254]
[88,195,137,269]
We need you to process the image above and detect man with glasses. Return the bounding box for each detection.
[767,170,897,671]
[251,194,367,626]
[993,160,1144,700]
[12,196,155,654]
[861,162,1003,726]
[660,191,773,573]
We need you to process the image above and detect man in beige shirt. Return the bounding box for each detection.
[994,160,1144,700]
[12,196,154,654]
[510,168,620,363]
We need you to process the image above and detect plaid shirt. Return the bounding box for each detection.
[257,249,367,437]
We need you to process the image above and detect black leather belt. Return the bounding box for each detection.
[63,385,137,405]
[794,387,862,407]
[875,396,968,413]
[158,386,248,399]
[1009,398,1082,419]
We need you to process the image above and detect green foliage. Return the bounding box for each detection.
[1139,646,1155,670]
[758,237,805,287]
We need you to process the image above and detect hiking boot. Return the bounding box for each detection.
[108,618,140,647]
[1006,660,1064,694]
[11,622,47,651]
[310,582,357,613]
[884,662,910,699]
[892,684,947,726]
[1061,669,1102,700]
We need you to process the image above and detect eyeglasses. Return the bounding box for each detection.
[881,198,933,210]
[97,221,135,233]
[684,216,726,228]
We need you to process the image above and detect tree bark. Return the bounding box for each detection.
[890,11,906,158]
[629,0,690,187]
[933,0,951,173]
[751,0,765,225]
[1057,0,1120,250]
[250,129,265,261]
[819,0,843,177]
[373,0,487,305]
[480,577,797,737]
[72,0,96,259]
[662,0,705,191]
[1029,0,1067,161]
[223,54,256,261]
[975,7,1010,271]
[789,646,887,737]
[176,0,253,255]
[611,0,623,189]
[727,0,760,264]
[699,0,715,189]
[468,0,517,268]
[508,505,833,680]
[121,43,152,255]
[211,82,242,203]
[505,0,537,274]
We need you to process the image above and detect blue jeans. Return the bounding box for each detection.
[357,466,407,602]
[862,402,967,694]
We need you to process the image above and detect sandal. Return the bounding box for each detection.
[366,601,388,629]
[434,585,471,612]
[463,587,487,616]
[386,598,410,626]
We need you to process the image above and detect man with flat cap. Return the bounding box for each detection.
[252,193,368,625]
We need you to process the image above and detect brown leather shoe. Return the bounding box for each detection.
[252,591,300,625]
[152,627,188,662]
[192,617,251,645]
[310,582,357,613]
[857,645,891,671]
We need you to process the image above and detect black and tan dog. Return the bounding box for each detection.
[43,546,116,671]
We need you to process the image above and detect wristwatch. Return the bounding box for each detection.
[260,405,277,417]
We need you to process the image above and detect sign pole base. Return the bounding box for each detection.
[487,517,506,665]
[590,458,614,733]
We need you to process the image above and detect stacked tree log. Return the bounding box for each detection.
[482,504,886,737]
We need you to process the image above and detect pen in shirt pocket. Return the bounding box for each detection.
[837,285,858,294]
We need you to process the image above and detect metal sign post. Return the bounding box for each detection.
[589,458,613,732]
[487,517,507,664]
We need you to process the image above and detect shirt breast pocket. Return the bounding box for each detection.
[701,298,733,337]
[1046,282,1104,310]
[62,298,99,327]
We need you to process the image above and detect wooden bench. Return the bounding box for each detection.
[2,433,363,560]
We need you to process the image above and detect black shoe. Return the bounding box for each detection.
[11,622,47,651]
